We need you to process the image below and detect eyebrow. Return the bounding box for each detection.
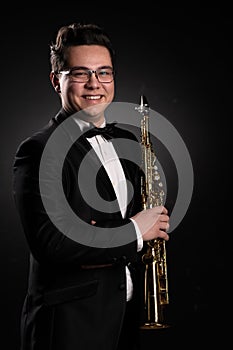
[70,65,113,70]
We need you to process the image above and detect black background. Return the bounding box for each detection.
[0,6,231,349]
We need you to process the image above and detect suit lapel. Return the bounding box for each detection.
[53,110,137,217]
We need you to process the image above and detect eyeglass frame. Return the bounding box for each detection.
[56,66,115,83]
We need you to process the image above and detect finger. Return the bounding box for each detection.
[161,206,168,215]
[152,206,168,215]
[160,221,170,232]
[159,230,169,241]
[159,214,170,223]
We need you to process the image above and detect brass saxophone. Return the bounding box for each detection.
[136,95,170,329]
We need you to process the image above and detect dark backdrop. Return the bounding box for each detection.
[1,6,231,349]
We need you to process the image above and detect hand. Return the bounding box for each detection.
[131,206,170,241]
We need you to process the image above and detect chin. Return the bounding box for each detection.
[82,102,110,121]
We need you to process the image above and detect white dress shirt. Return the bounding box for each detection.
[73,117,143,301]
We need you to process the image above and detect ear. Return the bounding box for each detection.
[50,71,61,93]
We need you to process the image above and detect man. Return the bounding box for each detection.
[13,22,170,350]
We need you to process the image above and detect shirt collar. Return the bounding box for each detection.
[72,116,106,132]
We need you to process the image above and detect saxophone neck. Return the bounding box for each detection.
[141,115,150,145]
[136,95,150,146]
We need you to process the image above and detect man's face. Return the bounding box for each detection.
[56,45,115,126]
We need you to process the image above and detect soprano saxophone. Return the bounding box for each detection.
[136,95,169,329]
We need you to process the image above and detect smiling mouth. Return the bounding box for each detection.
[84,95,102,100]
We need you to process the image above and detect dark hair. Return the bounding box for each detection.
[50,22,115,72]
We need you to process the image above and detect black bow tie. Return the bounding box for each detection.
[84,122,117,140]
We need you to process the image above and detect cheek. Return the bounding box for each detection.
[61,83,81,106]
[62,85,83,105]
[107,84,115,100]
[60,78,80,93]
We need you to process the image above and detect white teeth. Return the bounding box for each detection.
[85,95,101,100]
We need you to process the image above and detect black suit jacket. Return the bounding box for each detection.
[13,109,144,350]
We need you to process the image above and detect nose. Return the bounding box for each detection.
[85,70,100,87]
[88,70,98,79]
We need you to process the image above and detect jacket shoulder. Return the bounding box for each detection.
[14,117,58,162]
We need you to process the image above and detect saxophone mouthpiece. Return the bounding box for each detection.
[140,95,149,108]
[135,95,150,115]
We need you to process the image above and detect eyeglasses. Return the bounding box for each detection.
[57,66,114,83]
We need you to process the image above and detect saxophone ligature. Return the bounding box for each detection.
[135,95,170,329]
